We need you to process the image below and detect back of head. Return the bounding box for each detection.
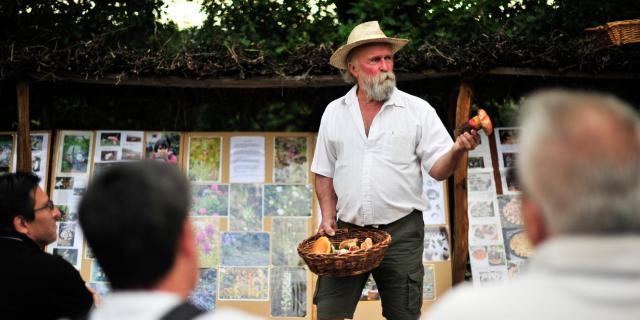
[0,172,41,233]
[517,89,640,236]
[79,161,190,289]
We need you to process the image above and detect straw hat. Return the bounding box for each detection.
[329,21,409,70]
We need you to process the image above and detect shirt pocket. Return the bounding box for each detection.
[382,130,415,164]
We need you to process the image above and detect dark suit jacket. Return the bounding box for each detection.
[0,232,93,320]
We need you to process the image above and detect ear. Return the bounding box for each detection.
[349,62,358,79]
[13,215,30,235]
[522,197,548,246]
[179,220,197,261]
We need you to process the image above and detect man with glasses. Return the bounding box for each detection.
[0,172,93,319]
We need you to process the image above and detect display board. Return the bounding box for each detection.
[45,130,452,319]
[466,128,532,287]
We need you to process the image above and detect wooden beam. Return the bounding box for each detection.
[29,67,640,90]
[34,71,460,89]
[452,82,473,285]
[16,81,32,172]
[486,67,640,79]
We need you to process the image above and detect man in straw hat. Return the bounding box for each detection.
[311,21,479,319]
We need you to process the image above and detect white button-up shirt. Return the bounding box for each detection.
[312,86,453,226]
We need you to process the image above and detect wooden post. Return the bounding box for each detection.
[452,82,473,285]
[16,82,32,172]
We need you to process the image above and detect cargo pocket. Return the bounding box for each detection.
[407,268,424,314]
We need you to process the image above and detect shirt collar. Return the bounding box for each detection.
[528,235,640,276]
[0,231,41,252]
[343,85,404,108]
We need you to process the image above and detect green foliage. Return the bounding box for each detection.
[1,1,168,48]
[199,0,338,57]
[1,0,639,80]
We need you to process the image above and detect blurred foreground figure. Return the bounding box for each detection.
[80,161,258,320]
[426,90,640,320]
[0,172,93,319]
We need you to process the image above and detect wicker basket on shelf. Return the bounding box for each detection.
[585,19,640,46]
[298,228,391,277]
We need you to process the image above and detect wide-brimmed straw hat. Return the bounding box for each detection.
[329,21,409,70]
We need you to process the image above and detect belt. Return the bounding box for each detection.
[347,209,422,229]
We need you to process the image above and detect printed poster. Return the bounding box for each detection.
[189,268,217,311]
[229,136,265,183]
[423,264,435,300]
[57,131,93,175]
[94,131,144,165]
[271,217,308,267]
[273,136,308,184]
[221,232,270,267]
[229,184,263,231]
[0,133,13,173]
[145,132,181,165]
[467,169,496,198]
[423,226,450,262]
[11,133,51,189]
[48,131,93,270]
[270,267,307,317]
[422,175,446,225]
[218,267,269,300]
[190,183,229,216]
[467,130,492,170]
[192,216,221,268]
[264,184,312,217]
[188,136,222,182]
[494,127,520,169]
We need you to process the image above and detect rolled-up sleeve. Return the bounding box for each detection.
[416,105,453,176]
[311,106,336,178]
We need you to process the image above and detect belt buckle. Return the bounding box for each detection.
[369,224,379,229]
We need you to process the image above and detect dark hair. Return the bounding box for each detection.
[153,138,171,152]
[0,172,41,233]
[78,161,190,289]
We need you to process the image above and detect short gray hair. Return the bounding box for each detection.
[341,50,357,84]
[517,89,640,235]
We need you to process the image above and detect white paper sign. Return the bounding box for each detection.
[230,136,265,183]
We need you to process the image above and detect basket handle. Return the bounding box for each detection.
[584,25,606,32]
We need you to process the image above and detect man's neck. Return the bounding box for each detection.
[356,86,385,110]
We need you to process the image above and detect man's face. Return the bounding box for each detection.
[350,43,396,101]
[25,187,61,247]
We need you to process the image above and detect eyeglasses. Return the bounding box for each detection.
[34,200,55,212]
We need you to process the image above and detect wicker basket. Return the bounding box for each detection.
[298,228,391,277]
[585,19,640,46]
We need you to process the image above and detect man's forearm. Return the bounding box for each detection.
[315,174,337,221]
[429,147,465,181]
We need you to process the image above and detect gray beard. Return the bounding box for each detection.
[361,71,396,102]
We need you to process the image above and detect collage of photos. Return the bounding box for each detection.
[467,127,530,287]
[47,131,94,270]
[95,131,144,164]
[11,129,452,317]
